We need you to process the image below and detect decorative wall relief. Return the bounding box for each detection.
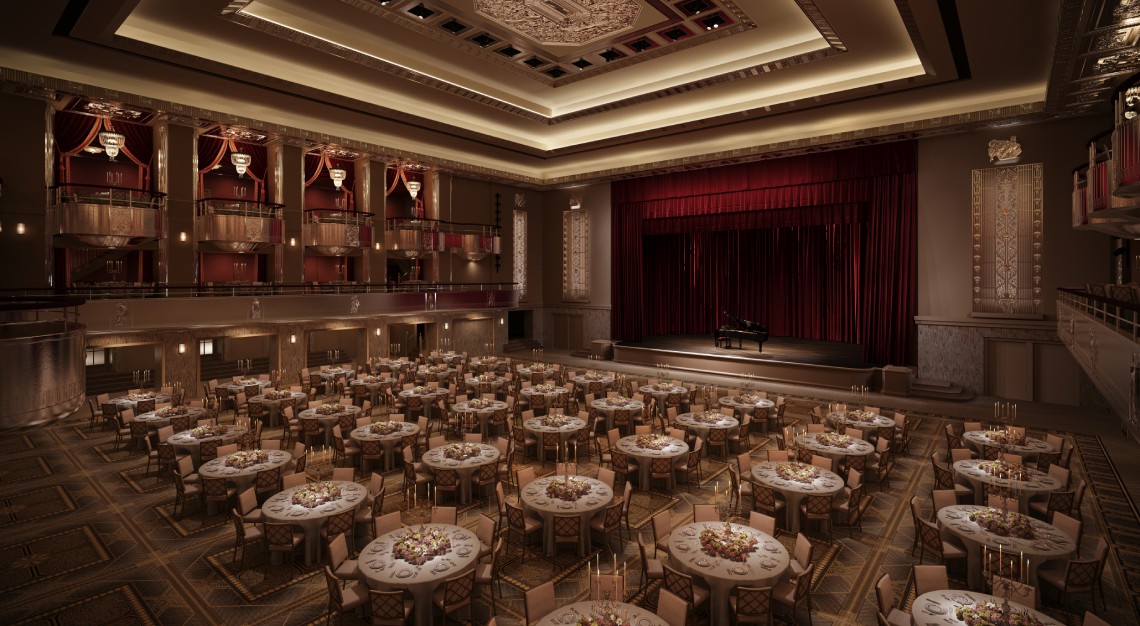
[971,163,1044,316]
[513,209,527,301]
[349,295,360,314]
[250,298,262,320]
[562,209,590,302]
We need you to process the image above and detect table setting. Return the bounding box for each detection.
[112,391,172,411]
[524,414,587,462]
[453,398,509,438]
[299,403,363,445]
[615,434,688,490]
[261,480,368,564]
[590,396,646,431]
[532,601,667,626]
[952,459,1064,514]
[674,410,739,444]
[197,448,292,492]
[962,428,1055,459]
[750,461,844,533]
[521,474,613,556]
[168,423,248,466]
[421,442,501,503]
[912,590,1064,626]
[795,431,876,466]
[349,420,421,471]
[133,405,205,429]
[249,388,308,427]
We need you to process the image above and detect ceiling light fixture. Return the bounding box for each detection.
[231,152,252,177]
[329,167,347,189]
[98,130,125,161]
[406,180,421,199]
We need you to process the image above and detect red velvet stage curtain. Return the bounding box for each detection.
[612,142,916,365]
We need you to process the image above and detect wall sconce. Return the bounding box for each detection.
[178,343,186,354]
[444,322,449,330]
[329,168,347,189]
[289,334,296,344]
[375,242,381,251]
[16,223,26,235]
[230,152,252,177]
[375,328,382,337]
[499,317,504,325]
[179,231,187,242]
[289,237,297,247]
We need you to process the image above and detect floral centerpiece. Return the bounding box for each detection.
[291,481,343,508]
[237,378,260,387]
[635,434,671,451]
[368,421,404,435]
[845,409,877,423]
[532,383,559,393]
[362,375,382,383]
[691,410,727,425]
[314,403,343,415]
[575,614,626,626]
[816,432,855,448]
[412,385,432,395]
[774,462,821,484]
[979,460,1027,480]
[987,429,1028,446]
[604,396,631,407]
[225,449,268,469]
[442,443,483,461]
[190,424,228,439]
[156,405,188,417]
[955,601,1042,626]
[650,382,676,391]
[540,414,573,428]
[581,373,606,381]
[699,523,759,562]
[426,364,449,373]
[967,508,1035,539]
[475,373,498,382]
[262,389,292,400]
[734,394,762,404]
[127,392,156,401]
[467,398,495,409]
[392,527,453,565]
[546,476,592,501]
[528,363,548,372]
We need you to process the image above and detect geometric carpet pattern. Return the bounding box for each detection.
[0,390,1137,626]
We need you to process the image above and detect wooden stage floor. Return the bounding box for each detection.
[615,334,868,369]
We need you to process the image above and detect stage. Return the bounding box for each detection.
[612,334,880,391]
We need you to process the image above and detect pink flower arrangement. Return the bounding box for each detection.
[412,386,431,394]
[262,390,292,400]
[475,373,498,382]
[426,364,449,373]
[845,409,877,423]
[392,527,452,565]
[362,375,382,383]
[651,382,676,391]
[190,424,228,439]
[699,524,759,562]
[604,396,632,407]
[581,373,606,381]
[967,508,1035,539]
[691,411,727,425]
[468,398,495,409]
[224,449,268,469]
[546,477,592,501]
[315,403,343,415]
[540,415,573,428]
[128,392,156,401]
[442,443,483,461]
[816,432,855,449]
[774,462,821,484]
[528,363,548,372]
[979,460,1027,480]
[576,614,626,626]
[156,406,188,417]
[635,435,671,451]
[734,394,762,404]
[955,601,1042,626]
[368,422,404,435]
[987,430,1027,446]
[291,481,343,508]
[237,378,260,387]
[532,384,558,393]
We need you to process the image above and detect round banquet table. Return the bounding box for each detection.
[168,425,248,467]
[674,412,739,445]
[350,421,421,472]
[590,398,645,431]
[615,435,688,490]
[350,376,396,406]
[961,430,1055,459]
[416,366,456,383]
[421,443,501,503]
[718,395,775,432]
[532,601,668,626]
[750,461,844,534]
[518,365,557,381]
[572,374,614,395]
[826,410,895,434]
[298,405,363,446]
[249,391,308,427]
[912,591,1064,626]
[795,432,875,469]
[668,522,791,626]
[520,475,613,556]
[520,385,570,415]
[399,388,450,421]
[316,367,356,381]
[360,524,481,626]
[112,392,172,411]
[427,352,463,366]
[469,357,508,374]
[937,504,1076,590]
[133,406,206,430]
[262,480,368,565]
[524,415,587,463]
[453,400,509,438]
[376,359,415,374]
[197,449,292,493]
[952,459,1064,514]
[464,375,509,396]
[218,379,272,395]
[639,384,688,416]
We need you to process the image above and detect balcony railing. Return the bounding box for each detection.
[303,209,373,256]
[385,217,501,261]
[1057,286,1140,342]
[196,198,284,253]
[52,184,165,248]
[0,282,518,300]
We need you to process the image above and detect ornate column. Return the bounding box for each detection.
[355,156,371,283]
[153,116,170,284]
[266,139,286,283]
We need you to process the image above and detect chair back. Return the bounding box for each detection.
[431,506,458,524]
[370,588,410,625]
[597,468,615,488]
[734,586,773,625]
[794,532,813,570]
[552,514,581,542]
[913,564,949,596]
[525,580,556,626]
[692,504,718,523]
[656,589,688,626]
[663,564,696,604]
[749,511,775,536]
[875,573,897,615]
[326,509,354,536]
[652,511,672,545]
[374,511,403,536]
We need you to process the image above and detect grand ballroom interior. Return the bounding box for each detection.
[2,0,1140,625]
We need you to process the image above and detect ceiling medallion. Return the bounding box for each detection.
[475,0,642,46]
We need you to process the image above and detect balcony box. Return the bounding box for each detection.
[303,209,373,256]
[52,184,164,248]
[197,198,283,253]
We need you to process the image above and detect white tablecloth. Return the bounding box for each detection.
[262,480,368,564]
[912,591,1064,626]
[962,430,1055,458]
[937,504,1076,589]
[615,435,688,490]
[750,461,844,534]
[521,476,613,556]
[422,444,501,503]
[198,449,292,493]
[532,602,667,626]
[952,459,1064,514]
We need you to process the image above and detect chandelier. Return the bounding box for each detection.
[329,168,347,189]
[406,180,421,199]
[231,152,252,177]
[98,130,126,161]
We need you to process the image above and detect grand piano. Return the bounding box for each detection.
[715,311,770,352]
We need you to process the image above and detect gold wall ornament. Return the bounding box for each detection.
[970,164,1043,316]
[987,136,1022,163]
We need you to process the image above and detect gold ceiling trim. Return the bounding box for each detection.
[1045,0,1140,116]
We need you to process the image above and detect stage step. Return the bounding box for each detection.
[911,378,975,402]
[503,339,543,353]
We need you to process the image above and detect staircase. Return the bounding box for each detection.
[911,377,975,401]
[503,339,542,353]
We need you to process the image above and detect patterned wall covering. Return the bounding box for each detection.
[453,318,495,356]
[562,210,590,302]
[538,306,611,350]
[971,164,1044,315]
[513,210,527,302]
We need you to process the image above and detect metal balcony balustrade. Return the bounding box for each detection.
[52,183,165,248]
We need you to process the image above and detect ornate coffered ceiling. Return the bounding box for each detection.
[0,0,1136,185]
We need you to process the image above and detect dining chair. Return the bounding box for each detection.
[516,467,536,491]
[874,573,911,626]
[832,484,864,537]
[913,564,949,596]
[931,489,958,519]
[916,516,968,566]
[790,533,813,577]
[431,506,458,525]
[552,514,583,556]
[750,480,786,528]
[749,511,776,537]
[432,569,476,623]
[1037,537,1108,611]
[374,511,403,537]
[662,564,710,625]
[931,454,973,503]
[524,580,556,626]
[202,476,237,518]
[636,533,664,592]
[809,455,833,472]
[506,501,543,557]
[254,466,282,502]
[590,501,624,554]
[230,509,264,568]
[283,472,308,489]
[1082,611,1112,626]
[799,494,833,541]
[773,561,814,623]
[651,510,672,557]
[368,588,414,626]
[692,504,718,523]
[729,586,773,626]
[767,450,790,462]
[323,565,369,625]
[326,531,361,581]
[656,589,688,626]
[264,522,305,568]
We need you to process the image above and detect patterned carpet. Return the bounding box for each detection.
[0,393,1136,626]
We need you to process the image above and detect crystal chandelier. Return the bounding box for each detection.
[230,152,251,177]
[98,130,126,161]
[406,180,421,199]
[329,167,347,189]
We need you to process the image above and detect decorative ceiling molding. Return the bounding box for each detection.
[474,0,643,46]
[1045,0,1140,117]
